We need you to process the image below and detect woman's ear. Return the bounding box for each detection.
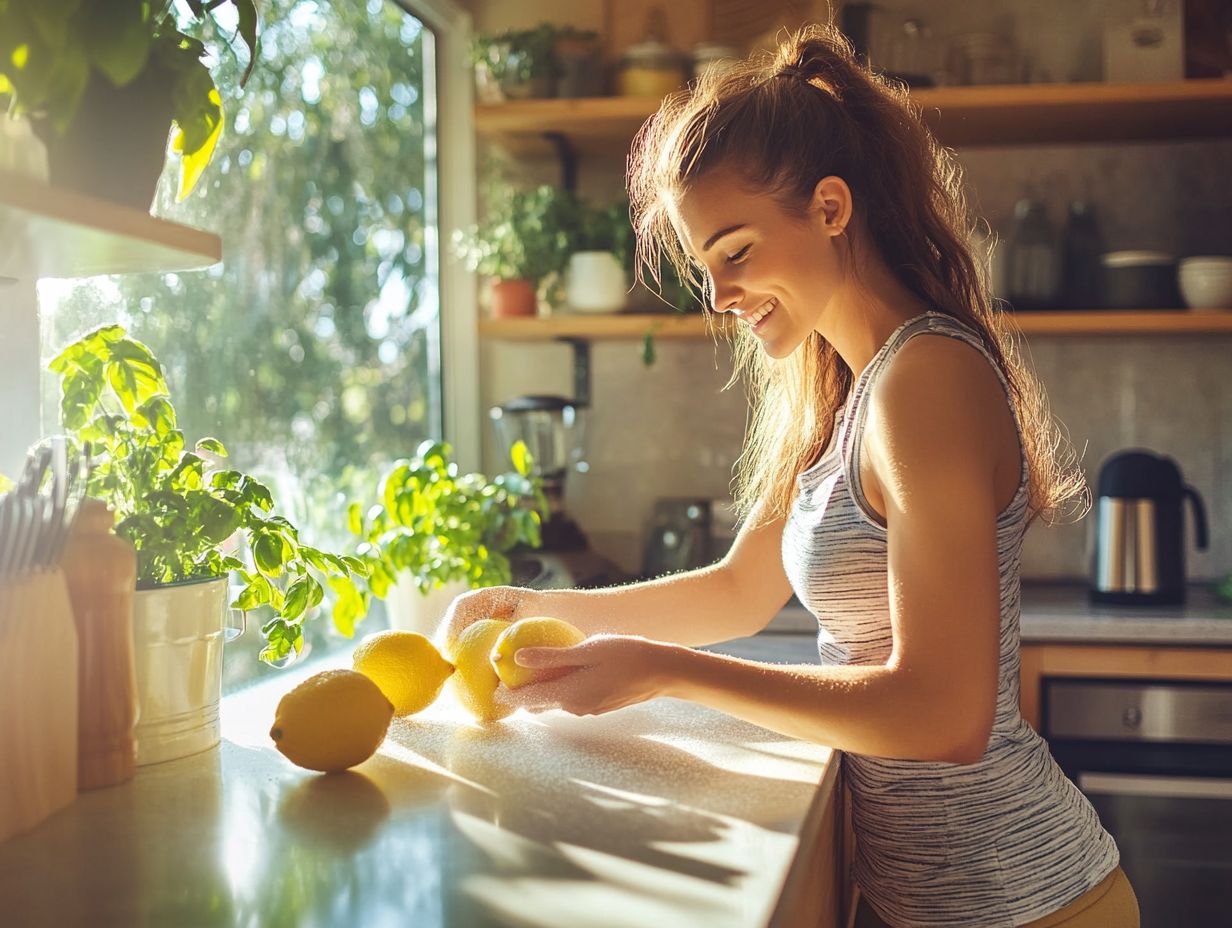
[811,176,852,237]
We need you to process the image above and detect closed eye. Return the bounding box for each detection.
[726,244,751,265]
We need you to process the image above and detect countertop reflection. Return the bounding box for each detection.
[0,635,834,927]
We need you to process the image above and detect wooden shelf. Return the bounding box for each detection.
[476,79,1232,152]
[0,171,221,280]
[480,310,1232,341]
[481,313,720,339]
[1005,310,1232,334]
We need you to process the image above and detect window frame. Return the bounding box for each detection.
[399,0,480,471]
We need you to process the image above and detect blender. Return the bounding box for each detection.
[489,395,625,589]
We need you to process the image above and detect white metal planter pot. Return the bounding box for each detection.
[132,576,243,766]
[384,575,469,639]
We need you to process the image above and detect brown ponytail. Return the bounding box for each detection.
[628,22,1087,528]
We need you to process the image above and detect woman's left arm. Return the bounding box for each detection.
[506,338,1007,765]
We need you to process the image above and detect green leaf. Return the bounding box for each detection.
[236,574,271,610]
[173,85,224,201]
[259,618,303,665]
[25,0,81,51]
[135,396,176,436]
[196,437,228,457]
[306,575,324,609]
[341,555,369,577]
[198,497,241,544]
[283,576,311,620]
[329,575,366,638]
[253,534,284,576]
[83,0,152,87]
[346,501,363,536]
[510,439,532,477]
[642,330,656,367]
[239,476,274,512]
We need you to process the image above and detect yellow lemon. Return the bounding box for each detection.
[352,630,455,717]
[490,617,586,689]
[448,619,513,722]
[270,669,393,773]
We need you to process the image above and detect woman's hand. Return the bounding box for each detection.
[497,634,681,717]
[436,585,525,651]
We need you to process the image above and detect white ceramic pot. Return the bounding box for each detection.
[566,251,628,313]
[1178,257,1232,310]
[132,576,242,766]
[384,575,469,640]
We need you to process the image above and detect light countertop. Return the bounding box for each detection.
[0,637,836,928]
[767,582,1232,647]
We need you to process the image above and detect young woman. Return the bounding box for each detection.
[442,24,1139,928]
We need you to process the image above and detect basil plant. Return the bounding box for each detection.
[348,439,548,601]
[49,326,368,665]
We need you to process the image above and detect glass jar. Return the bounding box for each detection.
[619,36,687,96]
[1005,197,1059,310]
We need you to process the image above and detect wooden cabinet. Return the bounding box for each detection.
[1018,643,1232,731]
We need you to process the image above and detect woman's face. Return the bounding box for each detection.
[669,166,851,360]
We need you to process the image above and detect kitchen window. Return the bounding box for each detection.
[35,0,464,692]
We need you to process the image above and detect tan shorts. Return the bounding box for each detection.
[854,866,1140,928]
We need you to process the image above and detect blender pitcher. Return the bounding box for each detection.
[489,395,590,550]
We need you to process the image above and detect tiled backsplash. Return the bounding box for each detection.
[483,332,1232,582]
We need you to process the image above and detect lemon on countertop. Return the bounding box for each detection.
[270,669,394,773]
[490,617,586,689]
[448,618,513,722]
[352,630,455,716]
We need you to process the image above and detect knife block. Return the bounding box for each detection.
[0,568,79,844]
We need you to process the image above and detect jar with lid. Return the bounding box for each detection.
[618,9,687,97]
[1005,197,1059,310]
[1059,200,1106,309]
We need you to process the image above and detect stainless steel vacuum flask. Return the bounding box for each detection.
[1091,450,1208,606]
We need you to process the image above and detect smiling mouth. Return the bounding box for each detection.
[746,299,776,329]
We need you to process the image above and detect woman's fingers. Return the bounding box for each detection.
[513,644,587,668]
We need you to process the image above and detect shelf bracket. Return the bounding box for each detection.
[559,337,591,408]
[542,131,578,193]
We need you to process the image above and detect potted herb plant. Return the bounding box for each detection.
[565,197,635,313]
[470,23,561,103]
[555,27,604,98]
[48,326,366,763]
[453,184,575,318]
[346,439,548,637]
[0,0,259,209]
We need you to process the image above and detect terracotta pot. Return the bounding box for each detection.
[31,63,176,211]
[490,279,537,317]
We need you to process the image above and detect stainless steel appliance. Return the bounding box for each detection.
[489,394,625,590]
[1044,678,1232,927]
[642,498,712,579]
[1091,450,1208,606]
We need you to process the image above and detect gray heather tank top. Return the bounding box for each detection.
[782,312,1118,928]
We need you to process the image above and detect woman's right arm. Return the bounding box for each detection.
[441,499,795,649]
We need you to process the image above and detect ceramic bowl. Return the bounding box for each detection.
[1178,256,1232,310]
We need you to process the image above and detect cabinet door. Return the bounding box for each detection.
[1019,644,1232,731]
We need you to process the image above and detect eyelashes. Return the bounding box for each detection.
[726,244,751,265]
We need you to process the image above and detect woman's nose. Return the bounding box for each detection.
[710,272,742,313]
